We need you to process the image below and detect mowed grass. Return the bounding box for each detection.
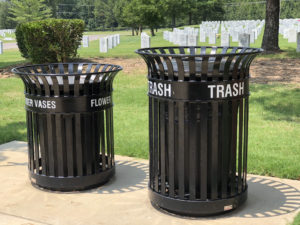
[0,75,299,179]
[292,212,300,225]
[0,49,28,68]
[1,27,300,68]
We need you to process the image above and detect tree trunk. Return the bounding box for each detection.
[139,26,142,34]
[261,0,280,52]
[132,27,134,36]
[135,28,139,36]
[150,28,155,36]
[172,15,176,30]
[155,28,158,32]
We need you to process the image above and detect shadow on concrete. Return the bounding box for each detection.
[0,162,27,167]
[87,160,149,194]
[154,176,300,219]
[228,176,300,218]
[1,141,299,219]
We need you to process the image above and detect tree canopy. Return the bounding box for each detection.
[9,0,52,24]
[0,0,300,36]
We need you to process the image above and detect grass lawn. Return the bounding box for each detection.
[1,27,300,69]
[0,49,28,68]
[292,212,300,225]
[0,73,299,179]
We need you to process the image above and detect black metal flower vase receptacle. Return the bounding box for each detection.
[136,46,262,216]
[12,63,122,191]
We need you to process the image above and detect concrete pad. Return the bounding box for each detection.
[0,141,299,225]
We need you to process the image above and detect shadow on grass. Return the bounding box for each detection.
[0,121,27,145]
[0,121,26,163]
[0,60,28,69]
[250,85,300,122]
[258,47,300,59]
[284,47,300,58]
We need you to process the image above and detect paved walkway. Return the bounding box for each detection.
[0,141,299,225]
[3,42,18,50]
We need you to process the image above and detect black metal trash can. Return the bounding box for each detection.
[12,63,122,191]
[136,46,262,216]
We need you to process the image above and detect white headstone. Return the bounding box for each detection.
[82,36,89,47]
[100,37,108,53]
[253,29,258,40]
[163,31,169,41]
[179,33,188,46]
[115,35,119,46]
[187,34,197,46]
[117,34,120,45]
[288,29,297,43]
[221,33,230,46]
[0,41,3,54]
[231,31,239,42]
[250,31,255,44]
[200,31,206,42]
[297,32,300,53]
[169,33,174,43]
[141,32,150,48]
[238,33,250,47]
[174,32,180,45]
[208,32,216,44]
[283,29,289,39]
[112,35,116,47]
[108,36,113,49]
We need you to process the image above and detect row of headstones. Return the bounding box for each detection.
[163,27,199,46]
[0,29,15,37]
[163,27,259,47]
[200,20,264,46]
[99,34,120,53]
[80,34,120,52]
[280,19,300,43]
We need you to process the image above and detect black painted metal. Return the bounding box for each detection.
[12,63,122,191]
[136,46,262,216]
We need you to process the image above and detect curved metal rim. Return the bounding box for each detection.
[149,186,248,216]
[30,166,115,192]
[135,46,264,57]
[11,62,123,77]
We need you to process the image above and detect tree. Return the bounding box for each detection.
[224,0,265,20]
[56,0,78,20]
[0,2,16,29]
[45,0,59,18]
[137,0,165,36]
[9,0,52,24]
[261,0,280,52]
[185,0,197,25]
[94,0,118,30]
[77,0,96,30]
[121,0,142,35]
[196,0,224,21]
[161,0,185,29]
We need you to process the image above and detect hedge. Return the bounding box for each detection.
[16,19,85,63]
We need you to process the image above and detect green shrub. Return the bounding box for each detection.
[15,23,29,59]
[15,19,85,63]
